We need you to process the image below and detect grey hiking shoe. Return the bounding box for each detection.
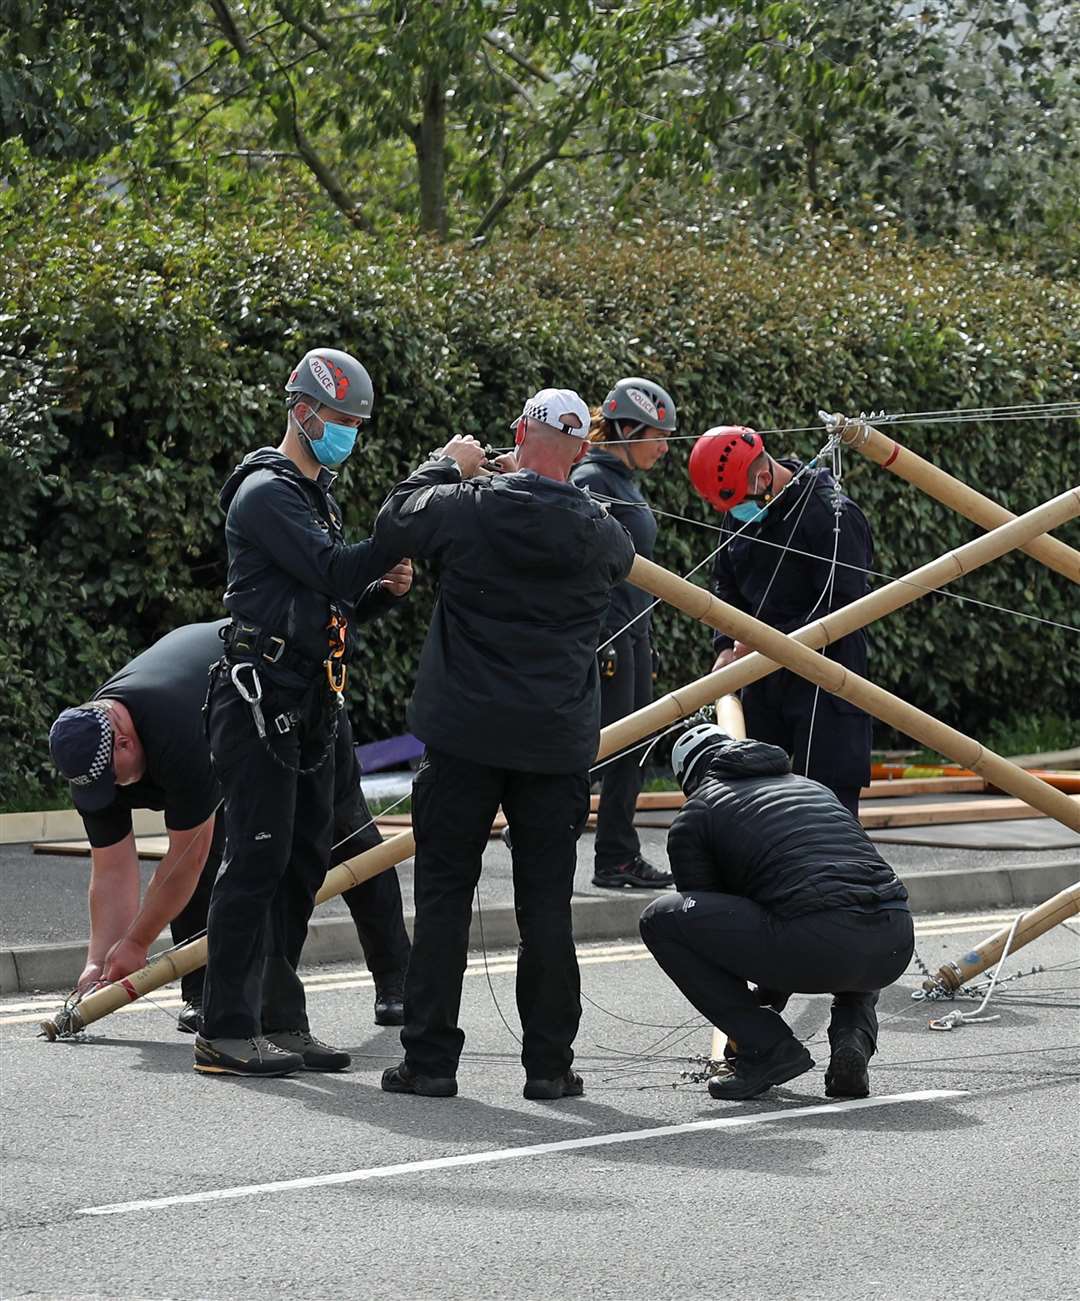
[265,1030,351,1072]
[193,1034,304,1077]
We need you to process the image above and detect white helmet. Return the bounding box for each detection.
[671,723,729,790]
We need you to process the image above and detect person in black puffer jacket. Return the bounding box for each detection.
[570,377,677,891]
[639,724,913,1102]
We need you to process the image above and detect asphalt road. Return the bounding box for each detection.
[2,915,1078,1300]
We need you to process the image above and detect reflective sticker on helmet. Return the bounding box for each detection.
[626,387,659,420]
[308,355,338,399]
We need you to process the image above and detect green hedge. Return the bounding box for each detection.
[2,191,1078,804]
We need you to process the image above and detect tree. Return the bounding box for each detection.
[0,0,185,162]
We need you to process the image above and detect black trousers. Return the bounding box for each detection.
[640,892,914,1055]
[595,631,653,870]
[742,670,870,814]
[203,668,336,1039]
[179,714,411,1012]
[169,816,224,1004]
[402,748,590,1079]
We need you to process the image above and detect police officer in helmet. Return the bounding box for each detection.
[690,427,875,818]
[196,348,408,1078]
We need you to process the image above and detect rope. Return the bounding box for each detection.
[595,434,839,652]
[489,398,1080,448]
[927,912,1027,1031]
[592,497,1080,638]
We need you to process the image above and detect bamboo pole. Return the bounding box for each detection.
[715,694,746,740]
[828,414,1080,585]
[710,695,746,1065]
[41,488,1080,1039]
[927,882,1080,992]
[40,833,417,1038]
[602,484,1080,763]
[626,555,1080,834]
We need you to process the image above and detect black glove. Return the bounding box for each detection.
[597,642,618,680]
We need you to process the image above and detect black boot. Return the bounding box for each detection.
[373,972,405,1026]
[381,1061,457,1098]
[707,1037,814,1101]
[592,855,673,890]
[825,1030,872,1098]
[523,1069,584,1101]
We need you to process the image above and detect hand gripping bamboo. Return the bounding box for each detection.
[828,414,1080,585]
[40,832,418,1039]
[626,554,1080,834]
[600,484,1080,763]
[927,881,1080,991]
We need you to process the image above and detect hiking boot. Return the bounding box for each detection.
[825,1031,872,1099]
[381,1061,457,1097]
[373,973,405,1027]
[193,1034,304,1077]
[176,997,202,1035]
[265,1030,351,1072]
[592,855,673,890]
[523,1070,584,1101]
[707,1038,814,1101]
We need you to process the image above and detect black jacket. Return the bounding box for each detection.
[710,459,873,679]
[220,448,398,685]
[668,737,908,916]
[570,448,658,641]
[374,458,636,772]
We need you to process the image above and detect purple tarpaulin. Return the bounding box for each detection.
[356,733,425,773]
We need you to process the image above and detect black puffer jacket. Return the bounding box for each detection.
[220,448,399,685]
[374,458,636,772]
[668,737,908,916]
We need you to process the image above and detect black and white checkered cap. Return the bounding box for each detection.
[510,388,591,439]
[48,704,117,812]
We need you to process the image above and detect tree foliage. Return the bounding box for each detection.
[3,1,1075,254]
[2,185,1077,804]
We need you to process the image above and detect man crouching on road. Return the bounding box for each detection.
[640,724,913,1101]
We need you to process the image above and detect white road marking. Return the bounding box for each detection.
[77,1089,967,1216]
[0,915,1053,1025]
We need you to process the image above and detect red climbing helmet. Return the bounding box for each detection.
[688,426,764,511]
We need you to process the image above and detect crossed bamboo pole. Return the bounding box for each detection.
[40,482,1080,1039]
[600,484,1080,761]
[828,414,1080,585]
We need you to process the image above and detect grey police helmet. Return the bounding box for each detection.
[285,348,375,420]
[671,723,730,790]
[601,377,677,433]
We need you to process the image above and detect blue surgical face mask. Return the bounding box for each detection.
[729,500,768,525]
[301,409,360,468]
